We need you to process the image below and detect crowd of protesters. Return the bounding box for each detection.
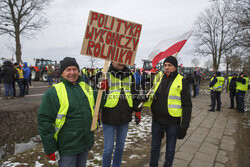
[0,61,31,99]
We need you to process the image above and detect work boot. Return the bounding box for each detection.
[208,109,215,112]
[216,109,220,111]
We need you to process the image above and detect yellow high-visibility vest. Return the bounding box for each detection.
[16,68,24,79]
[236,77,249,92]
[144,72,183,117]
[213,77,224,91]
[53,82,95,141]
[227,77,232,91]
[104,73,133,108]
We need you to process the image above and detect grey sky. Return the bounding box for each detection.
[0,0,211,69]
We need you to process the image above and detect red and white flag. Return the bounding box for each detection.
[149,31,192,67]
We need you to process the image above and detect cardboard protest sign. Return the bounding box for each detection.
[81,11,142,66]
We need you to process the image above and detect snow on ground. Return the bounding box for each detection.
[1,114,152,167]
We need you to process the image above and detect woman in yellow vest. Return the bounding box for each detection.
[38,57,96,167]
[143,56,192,167]
[236,72,249,113]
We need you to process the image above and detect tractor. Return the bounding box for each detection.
[31,58,58,81]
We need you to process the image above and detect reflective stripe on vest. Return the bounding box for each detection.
[104,73,133,108]
[236,77,249,92]
[213,77,224,91]
[16,68,24,79]
[53,82,95,141]
[144,72,183,117]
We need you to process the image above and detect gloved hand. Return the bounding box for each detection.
[46,152,56,161]
[135,112,141,125]
[100,79,108,91]
[178,127,187,139]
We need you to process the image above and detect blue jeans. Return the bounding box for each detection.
[47,75,53,86]
[196,85,199,96]
[17,79,24,96]
[150,121,180,167]
[58,150,89,167]
[102,123,129,167]
[4,83,14,97]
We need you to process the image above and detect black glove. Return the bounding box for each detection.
[178,127,187,139]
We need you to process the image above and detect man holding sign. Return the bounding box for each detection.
[81,11,143,167]
[99,61,142,167]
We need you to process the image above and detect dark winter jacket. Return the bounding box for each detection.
[0,61,15,84]
[228,78,237,92]
[151,71,192,129]
[185,73,194,85]
[101,64,141,125]
[38,77,97,156]
[209,77,218,88]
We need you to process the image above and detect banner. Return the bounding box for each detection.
[81,11,142,66]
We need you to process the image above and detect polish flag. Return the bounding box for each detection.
[149,31,192,67]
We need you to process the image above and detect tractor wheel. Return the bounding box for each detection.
[41,72,48,82]
[31,68,40,81]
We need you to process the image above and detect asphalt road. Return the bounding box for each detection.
[0,81,50,110]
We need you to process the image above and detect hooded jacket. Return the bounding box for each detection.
[23,62,31,80]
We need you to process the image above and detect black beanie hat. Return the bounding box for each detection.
[216,71,221,76]
[60,57,79,74]
[163,56,178,68]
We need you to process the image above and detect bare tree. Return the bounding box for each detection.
[0,0,52,63]
[191,58,200,67]
[193,0,240,71]
[232,0,250,48]
[203,59,213,71]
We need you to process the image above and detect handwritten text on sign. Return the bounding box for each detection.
[81,11,142,66]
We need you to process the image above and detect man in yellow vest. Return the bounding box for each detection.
[209,71,224,111]
[38,57,96,167]
[143,56,192,167]
[236,72,249,113]
[99,61,142,167]
[14,62,25,97]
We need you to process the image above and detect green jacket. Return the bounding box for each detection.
[38,77,97,156]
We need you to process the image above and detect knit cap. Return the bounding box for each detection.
[60,57,79,74]
[163,56,178,68]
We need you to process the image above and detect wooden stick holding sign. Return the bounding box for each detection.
[80,11,142,131]
[91,60,109,131]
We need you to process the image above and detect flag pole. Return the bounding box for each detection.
[138,52,179,108]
